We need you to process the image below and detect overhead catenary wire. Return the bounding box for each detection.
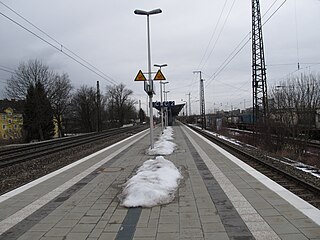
[0,64,15,71]
[268,64,315,85]
[197,0,229,70]
[203,72,248,92]
[0,67,15,74]
[267,62,320,67]
[204,0,287,88]
[0,1,118,85]
[197,0,279,77]
[200,0,237,71]
[294,0,300,70]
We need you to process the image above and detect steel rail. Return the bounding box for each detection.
[227,127,320,150]
[0,125,147,168]
[0,128,121,156]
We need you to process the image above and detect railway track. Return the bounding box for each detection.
[186,124,320,209]
[0,125,147,168]
[227,127,320,151]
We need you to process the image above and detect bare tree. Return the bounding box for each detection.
[70,86,97,132]
[5,59,55,100]
[50,73,73,137]
[105,84,136,127]
[269,73,320,155]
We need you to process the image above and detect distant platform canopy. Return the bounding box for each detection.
[153,103,185,126]
[153,103,184,117]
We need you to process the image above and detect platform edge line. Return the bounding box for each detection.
[183,125,320,226]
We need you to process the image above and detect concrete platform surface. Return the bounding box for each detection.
[0,125,319,240]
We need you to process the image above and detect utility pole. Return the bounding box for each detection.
[146,96,148,116]
[186,92,191,116]
[193,71,206,129]
[96,81,102,132]
[134,8,162,149]
[154,63,168,134]
[252,0,268,126]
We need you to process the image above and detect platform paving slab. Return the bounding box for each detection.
[1,125,320,240]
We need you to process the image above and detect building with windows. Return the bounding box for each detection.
[0,99,24,140]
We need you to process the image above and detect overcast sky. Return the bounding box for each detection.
[0,0,319,114]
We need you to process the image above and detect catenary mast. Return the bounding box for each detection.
[252,0,268,125]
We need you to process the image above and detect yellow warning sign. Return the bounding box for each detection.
[153,70,166,81]
[134,70,147,81]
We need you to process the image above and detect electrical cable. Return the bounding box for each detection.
[294,0,300,70]
[263,0,280,19]
[0,2,118,85]
[0,67,15,74]
[0,64,15,71]
[262,0,287,25]
[201,0,237,71]
[204,0,287,88]
[197,0,229,70]
[203,72,248,91]
[197,0,278,74]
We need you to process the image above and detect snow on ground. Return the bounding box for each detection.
[192,124,320,178]
[146,127,176,155]
[120,156,182,207]
[161,127,174,141]
[203,129,242,146]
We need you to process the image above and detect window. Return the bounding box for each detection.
[1,115,5,120]
[14,115,17,120]
[14,124,17,129]
[2,125,5,129]
[8,119,12,124]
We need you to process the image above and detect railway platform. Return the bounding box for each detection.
[0,125,319,240]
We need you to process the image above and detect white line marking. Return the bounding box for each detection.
[0,130,148,234]
[184,126,320,226]
[182,126,281,239]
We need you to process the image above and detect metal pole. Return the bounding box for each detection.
[96,81,101,132]
[163,84,167,128]
[154,64,167,134]
[134,8,162,148]
[187,92,191,116]
[186,101,188,116]
[160,81,163,133]
[146,15,154,149]
[193,70,205,128]
[164,91,169,127]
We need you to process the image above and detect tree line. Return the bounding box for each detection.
[268,73,320,155]
[5,59,144,142]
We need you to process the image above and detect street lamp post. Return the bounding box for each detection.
[134,8,162,149]
[163,90,170,128]
[181,99,187,116]
[154,64,168,134]
[159,81,168,131]
[161,82,169,128]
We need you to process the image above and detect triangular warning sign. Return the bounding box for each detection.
[153,70,166,81]
[134,70,147,81]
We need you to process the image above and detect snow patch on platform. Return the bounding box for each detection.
[146,127,176,155]
[120,156,182,207]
